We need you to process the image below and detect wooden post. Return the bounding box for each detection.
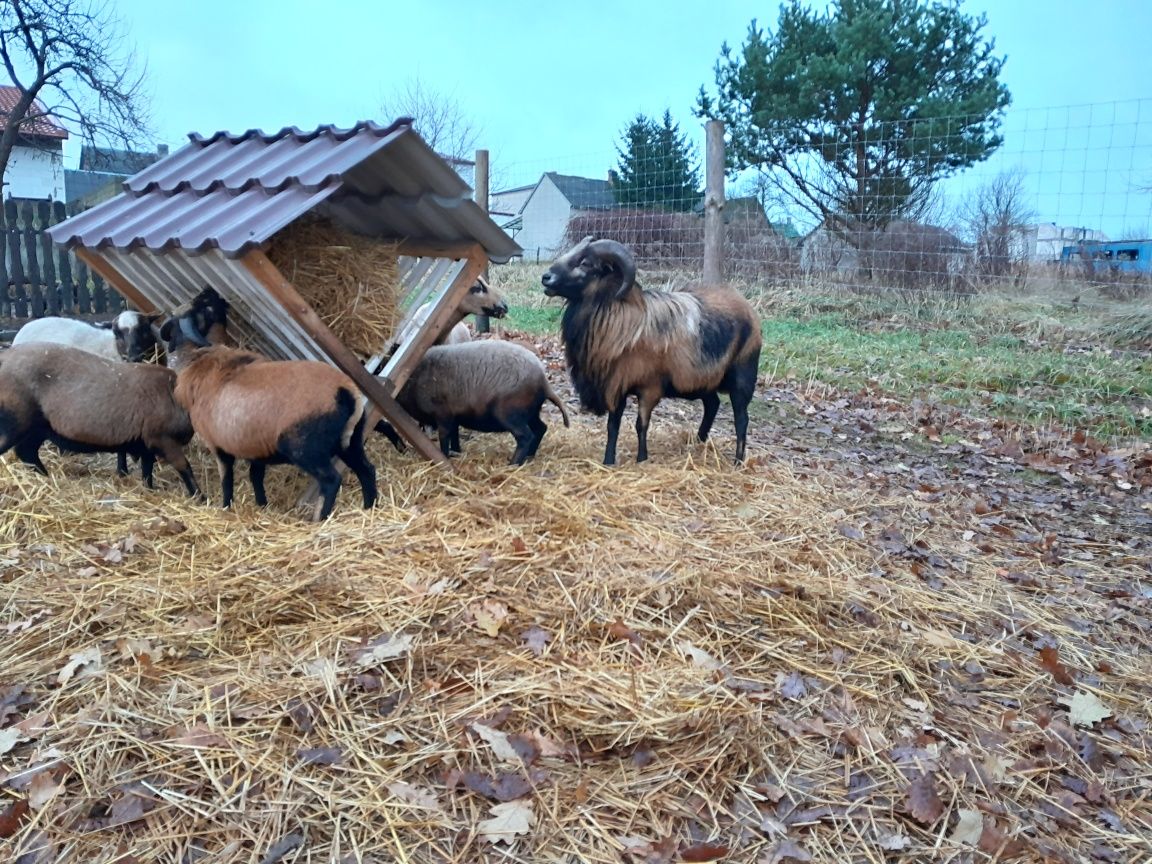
[38,202,58,315]
[703,119,726,284]
[0,206,8,320]
[75,248,160,314]
[241,249,451,467]
[21,202,44,318]
[473,148,490,334]
[53,202,75,313]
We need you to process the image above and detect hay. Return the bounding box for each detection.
[265,218,401,358]
[1,423,1150,863]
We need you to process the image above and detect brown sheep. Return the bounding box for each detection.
[541,236,761,464]
[161,317,377,520]
[0,343,200,495]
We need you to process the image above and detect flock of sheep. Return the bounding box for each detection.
[0,237,762,520]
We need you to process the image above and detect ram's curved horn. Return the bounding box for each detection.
[588,238,637,296]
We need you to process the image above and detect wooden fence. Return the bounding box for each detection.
[1,199,123,327]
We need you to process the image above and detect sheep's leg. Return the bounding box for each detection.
[505,416,538,466]
[216,451,236,509]
[526,415,548,460]
[731,395,751,463]
[727,356,759,463]
[374,419,407,453]
[306,463,343,521]
[698,392,721,442]
[449,428,462,455]
[339,439,378,510]
[156,441,201,499]
[436,421,460,459]
[603,402,626,466]
[139,452,156,488]
[634,391,661,463]
[249,461,268,507]
[116,450,129,477]
[13,437,48,475]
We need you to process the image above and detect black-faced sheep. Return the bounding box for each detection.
[541,236,761,465]
[161,317,377,521]
[390,278,509,353]
[13,310,164,362]
[0,343,201,495]
[396,340,570,464]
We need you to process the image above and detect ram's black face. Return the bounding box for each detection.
[542,243,602,301]
[112,312,163,362]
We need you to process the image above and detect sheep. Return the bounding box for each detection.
[160,315,377,521]
[0,343,201,496]
[541,236,761,465]
[12,310,164,362]
[389,278,508,353]
[396,340,571,464]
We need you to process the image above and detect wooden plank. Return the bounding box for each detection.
[39,202,59,315]
[395,240,477,260]
[75,248,159,314]
[241,249,450,467]
[52,202,75,313]
[5,200,27,319]
[0,206,9,319]
[473,148,491,334]
[20,201,44,318]
[703,119,726,284]
[384,247,486,390]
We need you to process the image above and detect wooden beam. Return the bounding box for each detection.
[473,148,491,334]
[395,240,479,260]
[383,246,486,391]
[75,248,160,313]
[241,249,450,467]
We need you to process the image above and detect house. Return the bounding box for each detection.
[0,85,68,201]
[493,172,616,261]
[65,143,171,208]
[1060,239,1152,275]
[800,219,969,277]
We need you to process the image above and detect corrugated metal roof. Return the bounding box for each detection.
[48,119,522,263]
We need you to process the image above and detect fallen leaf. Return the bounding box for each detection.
[259,833,304,864]
[510,536,528,554]
[681,842,729,861]
[387,781,443,812]
[906,771,944,825]
[3,609,50,634]
[949,808,984,845]
[607,617,643,649]
[760,839,813,863]
[168,723,228,748]
[477,799,534,844]
[472,722,521,763]
[0,727,28,756]
[27,770,63,810]
[56,645,103,686]
[471,600,509,637]
[836,523,865,540]
[1038,645,1075,686]
[677,641,723,670]
[1060,691,1112,727]
[876,831,910,851]
[296,746,343,766]
[114,637,155,662]
[463,770,533,802]
[776,670,807,701]
[352,633,413,667]
[521,625,551,656]
[0,798,30,838]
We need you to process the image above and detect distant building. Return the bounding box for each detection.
[64,143,171,208]
[1013,223,1109,263]
[493,172,616,260]
[0,85,69,202]
[1060,239,1152,275]
[800,220,969,275]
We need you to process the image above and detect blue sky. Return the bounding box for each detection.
[58,0,1152,235]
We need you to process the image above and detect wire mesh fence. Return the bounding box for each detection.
[492,99,1152,308]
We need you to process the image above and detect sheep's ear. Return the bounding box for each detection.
[159,318,175,343]
[145,312,165,325]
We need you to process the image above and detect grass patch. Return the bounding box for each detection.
[490,264,1152,440]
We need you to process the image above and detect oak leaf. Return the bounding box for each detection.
[906,771,944,825]
[57,645,103,686]
[472,722,520,763]
[949,808,983,845]
[387,780,443,812]
[477,799,534,844]
[1060,691,1112,727]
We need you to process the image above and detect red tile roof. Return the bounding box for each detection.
[0,85,69,139]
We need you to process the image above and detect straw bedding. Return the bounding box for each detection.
[265,219,401,358]
[1,424,1149,863]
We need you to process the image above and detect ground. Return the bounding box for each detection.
[0,271,1150,863]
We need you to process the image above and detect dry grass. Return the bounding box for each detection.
[266,219,401,358]
[1,423,1150,863]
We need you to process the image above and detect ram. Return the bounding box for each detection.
[541,236,761,465]
[162,317,377,521]
[0,343,200,495]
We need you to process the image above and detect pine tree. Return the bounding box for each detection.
[614,111,701,212]
[697,0,1010,233]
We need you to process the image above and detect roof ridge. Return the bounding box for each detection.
[188,117,415,147]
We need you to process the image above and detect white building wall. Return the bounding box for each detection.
[514,177,571,262]
[3,144,64,200]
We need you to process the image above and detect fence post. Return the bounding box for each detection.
[0,205,7,319]
[53,201,75,313]
[474,148,490,334]
[703,119,726,284]
[38,201,59,315]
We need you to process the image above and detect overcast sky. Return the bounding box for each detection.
[56,0,1152,235]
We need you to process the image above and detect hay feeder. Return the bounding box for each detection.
[47,118,522,465]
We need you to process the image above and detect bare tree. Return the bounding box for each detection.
[960,167,1034,285]
[378,77,480,163]
[0,0,151,193]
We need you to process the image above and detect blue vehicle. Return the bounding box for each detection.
[1060,239,1152,275]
